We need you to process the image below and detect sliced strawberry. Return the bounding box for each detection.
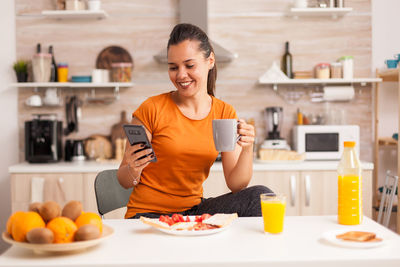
[201,213,212,221]
[185,215,191,222]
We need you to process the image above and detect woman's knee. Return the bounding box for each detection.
[246,185,274,196]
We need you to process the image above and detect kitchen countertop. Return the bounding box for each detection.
[0,216,398,267]
[8,160,373,173]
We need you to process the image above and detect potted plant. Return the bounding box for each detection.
[13,59,29,82]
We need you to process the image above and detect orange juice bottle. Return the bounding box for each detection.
[337,141,362,225]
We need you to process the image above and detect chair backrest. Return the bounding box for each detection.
[94,169,132,216]
[377,170,398,227]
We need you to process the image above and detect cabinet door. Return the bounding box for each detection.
[299,171,337,216]
[11,173,84,213]
[82,173,99,214]
[203,171,231,198]
[249,171,300,216]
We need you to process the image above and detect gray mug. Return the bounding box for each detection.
[212,119,239,152]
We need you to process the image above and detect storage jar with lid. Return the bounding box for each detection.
[330,62,342,78]
[339,56,353,79]
[315,63,330,79]
[111,62,132,82]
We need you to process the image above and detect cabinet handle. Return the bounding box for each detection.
[305,175,311,207]
[290,175,296,207]
[57,177,66,203]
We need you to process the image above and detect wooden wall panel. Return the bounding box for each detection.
[15,0,374,162]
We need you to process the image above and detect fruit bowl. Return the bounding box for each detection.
[2,225,113,253]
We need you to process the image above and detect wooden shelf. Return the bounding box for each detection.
[10,82,133,88]
[377,69,399,82]
[289,7,353,18]
[41,10,108,20]
[258,78,382,89]
[378,137,398,146]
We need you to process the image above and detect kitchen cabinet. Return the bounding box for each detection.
[10,173,98,214]
[374,68,400,233]
[204,169,372,217]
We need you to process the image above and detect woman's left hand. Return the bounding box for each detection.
[237,119,255,151]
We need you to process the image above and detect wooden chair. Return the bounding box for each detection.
[377,170,398,228]
[94,169,132,218]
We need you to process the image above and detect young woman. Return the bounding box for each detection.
[117,23,272,219]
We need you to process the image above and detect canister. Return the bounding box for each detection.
[111,62,132,82]
[32,53,52,82]
[315,63,330,79]
[339,56,353,79]
[330,62,342,78]
[57,63,69,82]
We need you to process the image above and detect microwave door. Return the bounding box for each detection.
[305,133,340,160]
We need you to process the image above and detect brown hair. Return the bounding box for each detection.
[167,23,217,96]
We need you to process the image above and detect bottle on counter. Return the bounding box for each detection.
[337,141,362,225]
[281,41,293,79]
[48,45,58,82]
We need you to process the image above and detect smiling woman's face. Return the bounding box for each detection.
[167,39,214,97]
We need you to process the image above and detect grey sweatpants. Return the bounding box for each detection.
[130,185,273,218]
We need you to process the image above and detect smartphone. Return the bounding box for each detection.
[123,124,157,162]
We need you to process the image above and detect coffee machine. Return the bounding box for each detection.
[25,114,63,163]
[261,107,290,150]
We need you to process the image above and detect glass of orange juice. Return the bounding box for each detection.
[260,193,286,234]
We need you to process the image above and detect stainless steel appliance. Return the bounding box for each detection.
[25,114,63,163]
[261,107,290,150]
[292,125,360,160]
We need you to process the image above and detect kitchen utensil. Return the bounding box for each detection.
[32,53,51,82]
[25,94,43,107]
[84,135,112,160]
[212,119,239,152]
[64,96,79,135]
[72,139,86,161]
[71,76,92,82]
[64,139,74,161]
[261,107,290,150]
[88,0,101,11]
[43,88,61,106]
[96,46,133,70]
[110,111,129,154]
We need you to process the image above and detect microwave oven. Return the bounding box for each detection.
[292,125,360,160]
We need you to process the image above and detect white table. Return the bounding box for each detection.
[1,216,399,267]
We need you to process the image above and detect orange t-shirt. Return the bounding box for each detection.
[125,92,237,218]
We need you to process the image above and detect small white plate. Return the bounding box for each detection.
[321,229,387,249]
[156,226,228,236]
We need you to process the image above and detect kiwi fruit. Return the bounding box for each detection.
[28,202,42,213]
[39,201,61,222]
[74,224,101,241]
[26,227,54,244]
[62,201,83,221]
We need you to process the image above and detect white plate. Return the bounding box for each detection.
[2,225,114,253]
[156,226,228,236]
[255,159,304,164]
[321,229,387,249]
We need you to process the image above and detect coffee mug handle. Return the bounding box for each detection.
[236,120,242,143]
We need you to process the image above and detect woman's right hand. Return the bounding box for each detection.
[125,143,154,179]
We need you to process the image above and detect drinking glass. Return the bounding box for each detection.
[260,193,286,234]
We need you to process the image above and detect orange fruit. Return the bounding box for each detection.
[46,217,77,243]
[75,212,102,234]
[6,211,25,235]
[11,211,45,242]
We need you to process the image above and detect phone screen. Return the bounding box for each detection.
[123,125,157,162]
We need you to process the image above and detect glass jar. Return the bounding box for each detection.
[111,62,132,82]
[315,63,330,79]
[330,62,342,78]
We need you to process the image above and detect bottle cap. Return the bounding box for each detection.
[344,141,356,147]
